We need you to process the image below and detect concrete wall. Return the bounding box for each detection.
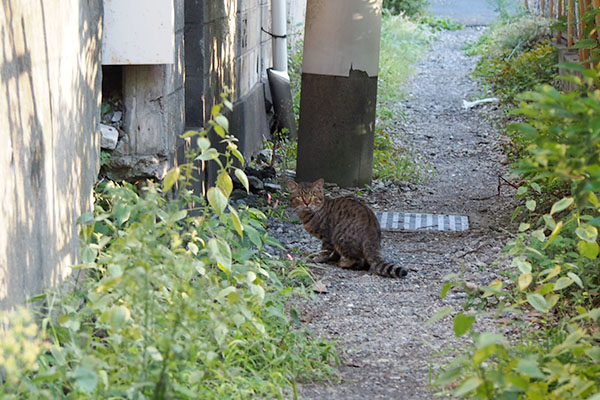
[185,0,273,159]
[0,0,102,309]
[104,0,185,181]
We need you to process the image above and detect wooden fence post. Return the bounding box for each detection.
[569,0,575,47]
[542,0,546,15]
[558,0,563,43]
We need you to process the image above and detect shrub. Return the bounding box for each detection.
[474,40,557,103]
[383,0,429,17]
[0,93,338,399]
[431,70,600,399]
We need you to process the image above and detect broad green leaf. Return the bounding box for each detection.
[571,38,598,49]
[426,306,453,325]
[567,272,584,288]
[553,276,573,291]
[196,148,219,161]
[207,238,232,272]
[482,279,504,298]
[110,305,130,329]
[576,225,598,243]
[476,332,505,348]
[182,129,198,138]
[556,61,587,72]
[473,344,499,366]
[527,293,549,313]
[518,273,532,290]
[163,167,180,192]
[541,265,561,282]
[517,186,528,196]
[71,366,98,393]
[589,192,600,208]
[146,346,163,362]
[543,214,556,229]
[546,294,559,309]
[213,124,225,138]
[232,149,245,165]
[519,222,530,232]
[531,229,546,242]
[207,187,228,216]
[578,240,599,259]
[217,286,237,300]
[453,313,475,337]
[224,99,233,110]
[169,209,187,223]
[229,205,244,238]
[514,258,532,274]
[77,212,94,225]
[217,172,233,198]
[515,358,545,379]
[435,366,463,387]
[211,104,222,118]
[550,197,573,215]
[81,246,97,264]
[440,282,457,299]
[215,115,229,132]
[235,168,249,193]
[526,199,536,211]
[250,283,265,303]
[197,136,211,151]
[454,377,482,397]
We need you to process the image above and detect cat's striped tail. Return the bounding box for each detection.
[365,252,408,278]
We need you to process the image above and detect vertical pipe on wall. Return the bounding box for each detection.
[271,0,288,73]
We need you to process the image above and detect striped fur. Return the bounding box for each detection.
[288,179,407,279]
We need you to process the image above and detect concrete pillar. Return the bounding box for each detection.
[296,0,383,187]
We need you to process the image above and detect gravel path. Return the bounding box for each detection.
[270,26,517,399]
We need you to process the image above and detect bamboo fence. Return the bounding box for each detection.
[527,0,600,63]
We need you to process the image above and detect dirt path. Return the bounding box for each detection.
[271,27,517,399]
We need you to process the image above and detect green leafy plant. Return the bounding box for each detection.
[0,92,338,399]
[375,13,435,183]
[431,70,600,399]
[419,15,464,31]
[474,40,557,103]
[383,0,429,17]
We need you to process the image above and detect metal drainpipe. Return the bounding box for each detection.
[271,0,288,73]
[267,0,297,138]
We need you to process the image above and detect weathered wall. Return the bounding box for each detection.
[0,0,102,308]
[185,0,272,159]
[106,0,185,181]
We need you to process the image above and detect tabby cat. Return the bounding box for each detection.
[287,179,408,278]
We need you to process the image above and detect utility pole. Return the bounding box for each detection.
[296,0,383,187]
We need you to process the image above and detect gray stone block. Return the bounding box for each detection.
[99,123,119,150]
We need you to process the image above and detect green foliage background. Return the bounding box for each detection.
[0,96,338,399]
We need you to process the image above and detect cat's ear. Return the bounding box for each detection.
[287,180,299,191]
[312,178,325,190]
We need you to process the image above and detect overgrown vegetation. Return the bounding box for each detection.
[429,10,600,398]
[375,13,435,182]
[0,94,338,398]
[383,0,429,17]
[468,16,557,103]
